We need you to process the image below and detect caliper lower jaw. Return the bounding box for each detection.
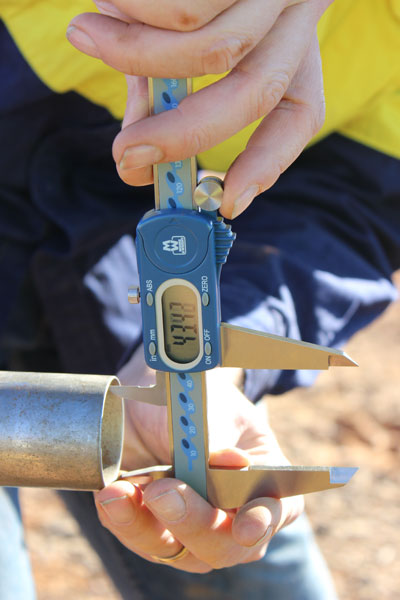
[115,324,358,508]
[205,465,358,508]
[121,464,358,509]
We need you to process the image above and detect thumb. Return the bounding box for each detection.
[209,447,252,468]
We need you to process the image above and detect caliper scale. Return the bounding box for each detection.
[114,78,358,508]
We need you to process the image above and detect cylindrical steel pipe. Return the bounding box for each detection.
[0,372,123,490]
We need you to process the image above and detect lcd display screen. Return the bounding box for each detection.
[161,285,200,364]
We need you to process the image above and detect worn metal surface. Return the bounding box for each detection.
[0,372,123,490]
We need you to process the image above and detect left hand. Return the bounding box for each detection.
[94,355,303,572]
[67,0,331,219]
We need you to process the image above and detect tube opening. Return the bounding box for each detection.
[101,378,124,486]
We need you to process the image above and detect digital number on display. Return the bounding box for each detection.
[161,285,200,363]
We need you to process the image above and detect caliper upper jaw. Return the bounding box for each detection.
[112,322,358,405]
[220,322,358,370]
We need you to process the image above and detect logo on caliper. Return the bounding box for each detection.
[162,236,187,255]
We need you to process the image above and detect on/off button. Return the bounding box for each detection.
[204,342,212,356]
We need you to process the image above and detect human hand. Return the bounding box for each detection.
[67,0,331,219]
[94,356,303,572]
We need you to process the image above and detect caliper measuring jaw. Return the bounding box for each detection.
[114,78,358,509]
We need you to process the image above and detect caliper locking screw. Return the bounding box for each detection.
[128,287,141,304]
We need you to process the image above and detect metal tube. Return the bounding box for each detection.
[0,372,123,490]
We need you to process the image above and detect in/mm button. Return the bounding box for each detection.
[149,342,157,356]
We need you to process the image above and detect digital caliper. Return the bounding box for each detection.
[115,78,357,508]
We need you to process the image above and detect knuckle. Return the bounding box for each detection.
[291,97,326,138]
[202,35,254,74]
[172,8,202,31]
[201,45,234,74]
[274,154,291,179]
[234,68,291,121]
[181,121,211,156]
[260,71,291,111]
[259,155,285,189]
[119,24,146,76]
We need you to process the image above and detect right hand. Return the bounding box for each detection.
[67,0,332,218]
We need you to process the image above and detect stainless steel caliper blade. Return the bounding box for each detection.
[121,465,358,509]
[205,465,358,508]
[220,323,358,369]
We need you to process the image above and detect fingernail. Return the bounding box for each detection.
[146,489,186,522]
[231,185,259,219]
[119,145,164,170]
[66,26,100,58]
[95,0,125,18]
[100,495,135,525]
[251,525,274,547]
[234,506,274,547]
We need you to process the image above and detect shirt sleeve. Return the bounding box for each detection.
[219,134,400,402]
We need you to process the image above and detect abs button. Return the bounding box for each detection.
[146,292,154,306]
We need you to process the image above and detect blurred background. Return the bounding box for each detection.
[20,276,400,600]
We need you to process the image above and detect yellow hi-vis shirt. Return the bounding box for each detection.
[2,0,400,170]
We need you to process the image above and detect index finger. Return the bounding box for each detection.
[102,0,238,31]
